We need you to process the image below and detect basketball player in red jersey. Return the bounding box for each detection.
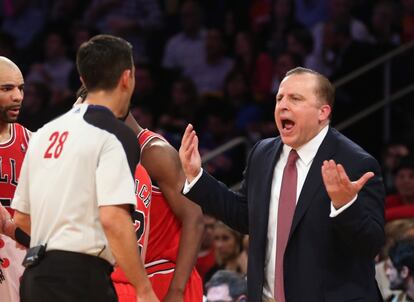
[112,163,153,301]
[0,56,30,302]
[123,112,204,302]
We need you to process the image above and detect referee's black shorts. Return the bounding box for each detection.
[20,250,117,302]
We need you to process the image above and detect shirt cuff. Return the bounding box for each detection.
[329,195,358,217]
[182,169,203,194]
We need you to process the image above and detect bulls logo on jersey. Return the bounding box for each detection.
[133,164,152,248]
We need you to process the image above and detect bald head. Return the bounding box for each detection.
[0,56,20,71]
[0,56,24,125]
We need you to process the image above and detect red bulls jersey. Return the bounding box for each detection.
[111,163,152,283]
[137,130,182,266]
[0,123,30,215]
[0,123,29,302]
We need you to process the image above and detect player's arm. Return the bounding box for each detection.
[99,204,159,301]
[142,141,204,301]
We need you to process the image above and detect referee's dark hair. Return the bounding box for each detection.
[76,34,133,92]
[389,238,414,277]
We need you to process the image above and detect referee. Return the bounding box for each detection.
[11,35,158,302]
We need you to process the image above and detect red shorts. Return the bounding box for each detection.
[113,261,203,301]
[146,261,203,301]
[113,282,136,302]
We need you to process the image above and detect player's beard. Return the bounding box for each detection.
[0,105,19,123]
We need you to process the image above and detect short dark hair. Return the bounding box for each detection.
[285,67,335,109]
[389,239,414,276]
[76,34,133,92]
[206,270,247,299]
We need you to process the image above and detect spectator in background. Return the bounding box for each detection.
[376,219,414,301]
[367,1,400,49]
[158,77,199,149]
[83,0,162,60]
[1,0,46,51]
[234,31,273,101]
[162,0,206,76]
[187,28,234,95]
[26,31,75,121]
[382,143,411,194]
[386,238,414,302]
[205,270,247,302]
[386,157,414,222]
[205,221,247,283]
[197,96,244,185]
[18,82,50,131]
[309,0,371,76]
[26,31,74,92]
[196,215,217,284]
[223,69,263,141]
[131,63,165,121]
[271,52,302,94]
[285,28,315,71]
[266,0,301,59]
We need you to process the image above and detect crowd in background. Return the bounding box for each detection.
[1,0,414,300]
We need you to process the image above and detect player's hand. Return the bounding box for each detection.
[163,288,184,302]
[0,204,8,234]
[179,124,202,183]
[0,205,16,238]
[321,160,374,209]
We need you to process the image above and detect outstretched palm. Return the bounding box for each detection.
[321,160,374,209]
[179,124,202,183]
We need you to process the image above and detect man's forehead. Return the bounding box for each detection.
[278,73,317,93]
[0,67,24,85]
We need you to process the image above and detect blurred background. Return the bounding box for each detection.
[2,1,414,298]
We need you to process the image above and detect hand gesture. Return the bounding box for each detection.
[321,160,374,209]
[179,124,202,183]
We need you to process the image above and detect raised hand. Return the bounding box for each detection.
[0,205,16,238]
[179,124,202,183]
[321,160,374,209]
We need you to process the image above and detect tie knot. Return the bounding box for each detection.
[287,149,299,165]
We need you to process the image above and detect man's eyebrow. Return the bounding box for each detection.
[0,83,24,89]
[288,93,304,98]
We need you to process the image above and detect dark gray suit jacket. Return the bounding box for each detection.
[186,127,385,302]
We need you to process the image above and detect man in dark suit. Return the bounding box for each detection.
[179,67,385,301]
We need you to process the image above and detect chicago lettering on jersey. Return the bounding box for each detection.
[0,157,18,186]
[134,178,151,208]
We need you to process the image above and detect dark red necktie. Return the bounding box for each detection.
[275,149,299,302]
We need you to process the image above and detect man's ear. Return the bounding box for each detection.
[120,69,132,88]
[319,104,331,122]
[401,265,410,279]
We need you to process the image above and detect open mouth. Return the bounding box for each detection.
[7,107,21,116]
[281,118,295,131]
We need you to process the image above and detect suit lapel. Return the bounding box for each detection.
[289,128,337,239]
